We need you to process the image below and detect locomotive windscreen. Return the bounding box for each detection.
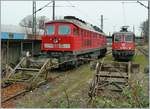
[124,34,134,42]
[46,25,55,35]
[114,33,134,42]
[58,25,71,35]
[114,35,121,42]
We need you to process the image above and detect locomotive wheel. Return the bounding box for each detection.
[59,64,67,70]
[73,60,79,68]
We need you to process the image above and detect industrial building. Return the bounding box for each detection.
[1,24,44,69]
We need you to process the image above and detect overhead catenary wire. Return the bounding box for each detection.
[33,1,100,28]
[137,1,148,9]
[65,1,100,27]
[46,5,75,7]
[33,1,53,14]
[34,1,75,20]
[121,1,148,36]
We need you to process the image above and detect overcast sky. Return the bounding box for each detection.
[1,1,148,35]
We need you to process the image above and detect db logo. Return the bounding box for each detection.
[53,38,59,43]
[122,43,125,46]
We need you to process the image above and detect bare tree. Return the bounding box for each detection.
[19,15,33,35]
[140,19,148,42]
[19,15,49,34]
[37,16,49,29]
[19,15,33,28]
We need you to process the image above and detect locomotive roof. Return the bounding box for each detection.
[113,31,134,35]
[45,18,105,35]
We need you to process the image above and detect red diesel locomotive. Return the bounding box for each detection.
[112,26,135,60]
[41,16,107,67]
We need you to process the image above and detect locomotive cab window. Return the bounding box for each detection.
[46,25,55,35]
[58,25,70,35]
[73,28,79,36]
[114,35,121,42]
[125,35,133,42]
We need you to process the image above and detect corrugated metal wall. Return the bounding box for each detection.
[1,41,21,68]
[1,40,41,69]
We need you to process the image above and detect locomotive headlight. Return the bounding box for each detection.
[53,38,59,43]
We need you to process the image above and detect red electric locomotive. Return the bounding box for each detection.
[41,16,107,67]
[112,26,135,60]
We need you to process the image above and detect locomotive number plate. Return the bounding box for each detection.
[44,43,70,48]
[44,44,54,48]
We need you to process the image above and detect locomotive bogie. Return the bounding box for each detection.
[47,47,106,68]
[112,50,135,60]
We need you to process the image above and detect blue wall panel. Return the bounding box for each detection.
[1,32,9,39]
[1,32,25,39]
[13,33,25,39]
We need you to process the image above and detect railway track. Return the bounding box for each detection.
[1,72,62,108]
[106,49,112,55]
[1,57,62,108]
[1,83,29,107]
[88,57,140,99]
[137,47,148,58]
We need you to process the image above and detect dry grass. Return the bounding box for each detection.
[16,64,93,108]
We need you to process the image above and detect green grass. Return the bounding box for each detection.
[104,55,114,61]
[104,54,148,73]
[133,55,148,68]
[90,96,132,108]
